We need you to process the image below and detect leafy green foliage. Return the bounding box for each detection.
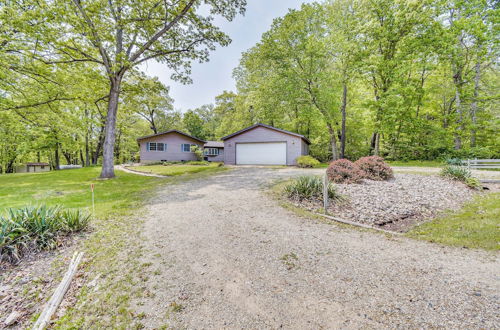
[0,205,90,263]
[190,145,205,161]
[296,155,320,168]
[355,156,393,181]
[326,159,364,184]
[440,165,472,182]
[284,175,342,201]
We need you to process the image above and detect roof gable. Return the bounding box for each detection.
[221,123,311,144]
[137,130,206,143]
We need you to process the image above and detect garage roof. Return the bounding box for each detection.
[221,123,311,144]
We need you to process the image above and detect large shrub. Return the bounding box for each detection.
[0,205,90,263]
[296,155,320,168]
[326,159,364,184]
[284,176,342,201]
[355,156,393,181]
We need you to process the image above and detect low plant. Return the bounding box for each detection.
[0,205,90,263]
[186,161,210,166]
[445,158,466,166]
[440,165,471,182]
[465,177,482,190]
[296,155,320,168]
[326,159,364,184]
[284,175,342,201]
[355,156,393,181]
[440,165,482,189]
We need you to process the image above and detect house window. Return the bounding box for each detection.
[147,142,166,151]
[181,144,195,152]
[204,148,219,156]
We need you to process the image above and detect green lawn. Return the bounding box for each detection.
[386,160,443,167]
[407,192,500,250]
[0,167,163,218]
[131,162,223,176]
[0,166,226,328]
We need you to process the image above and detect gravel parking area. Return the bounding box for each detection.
[327,174,476,231]
[132,167,498,329]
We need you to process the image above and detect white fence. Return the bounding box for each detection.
[467,159,500,170]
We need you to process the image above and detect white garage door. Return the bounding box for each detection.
[236,142,287,165]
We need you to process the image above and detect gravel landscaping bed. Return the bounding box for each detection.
[335,174,477,231]
[297,174,477,232]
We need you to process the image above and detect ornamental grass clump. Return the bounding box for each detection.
[0,205,90,264]
[284,175,342,202]
[440,165,481,189]
[355,156,393,181]
[326,159,364,184]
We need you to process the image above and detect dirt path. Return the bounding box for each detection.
[133,167,499,329]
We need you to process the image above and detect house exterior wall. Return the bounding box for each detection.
[15,165,50,173]
[139,132,202,163]
[205,148,224,162]
[301,140,309,156]
[223,126,306,165]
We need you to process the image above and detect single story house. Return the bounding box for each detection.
[138,130,206,163]
[137,123,310,165]
[221,123,310,165]
[15,162,50,173]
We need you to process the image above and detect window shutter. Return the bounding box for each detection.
[146,142,150,151]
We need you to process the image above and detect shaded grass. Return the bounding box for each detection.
[132,163,222,176]
[0,166,227,328]
[407,192,500,250]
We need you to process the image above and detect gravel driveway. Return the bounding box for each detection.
[134,167,499,329]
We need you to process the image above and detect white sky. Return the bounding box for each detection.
[141,0,314,111]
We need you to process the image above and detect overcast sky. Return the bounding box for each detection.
[141,0,313,111]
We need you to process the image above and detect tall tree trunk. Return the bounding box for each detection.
[100,77,122,178]
[80,149,85,166]
[327,124,339,161]
[54,143,60,170]
[63,151,72,165]
[85,132,90,167]
[454,87,462,150]
[470,60,480,148]
[374,132,380,156]
[37,151,41,163]
[93,123,105,165]
[340,83,347,159]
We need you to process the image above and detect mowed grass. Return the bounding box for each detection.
[407,192,500,250]
[132,162,222,176]
[0,167,162,218]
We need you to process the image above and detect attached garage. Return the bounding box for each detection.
[222,123,311,166]
[236,142,287,165]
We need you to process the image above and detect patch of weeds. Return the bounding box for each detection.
[170,301,184,313]
[280,252,298,270]
[153,269,162,276]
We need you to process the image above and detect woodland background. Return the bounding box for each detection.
[1,0,498,173]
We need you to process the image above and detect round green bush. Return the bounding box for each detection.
[296,155,320,168]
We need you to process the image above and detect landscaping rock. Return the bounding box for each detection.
[4,310,22,326]
[325,174,476,232]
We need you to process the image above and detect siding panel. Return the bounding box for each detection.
[223,126,305,165]
[139,132,202,162]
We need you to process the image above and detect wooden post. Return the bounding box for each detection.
[33,252,84,330]
[323,173,328,214]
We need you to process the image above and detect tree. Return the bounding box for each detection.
[183,110,205,139]
[28,0,246,178]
